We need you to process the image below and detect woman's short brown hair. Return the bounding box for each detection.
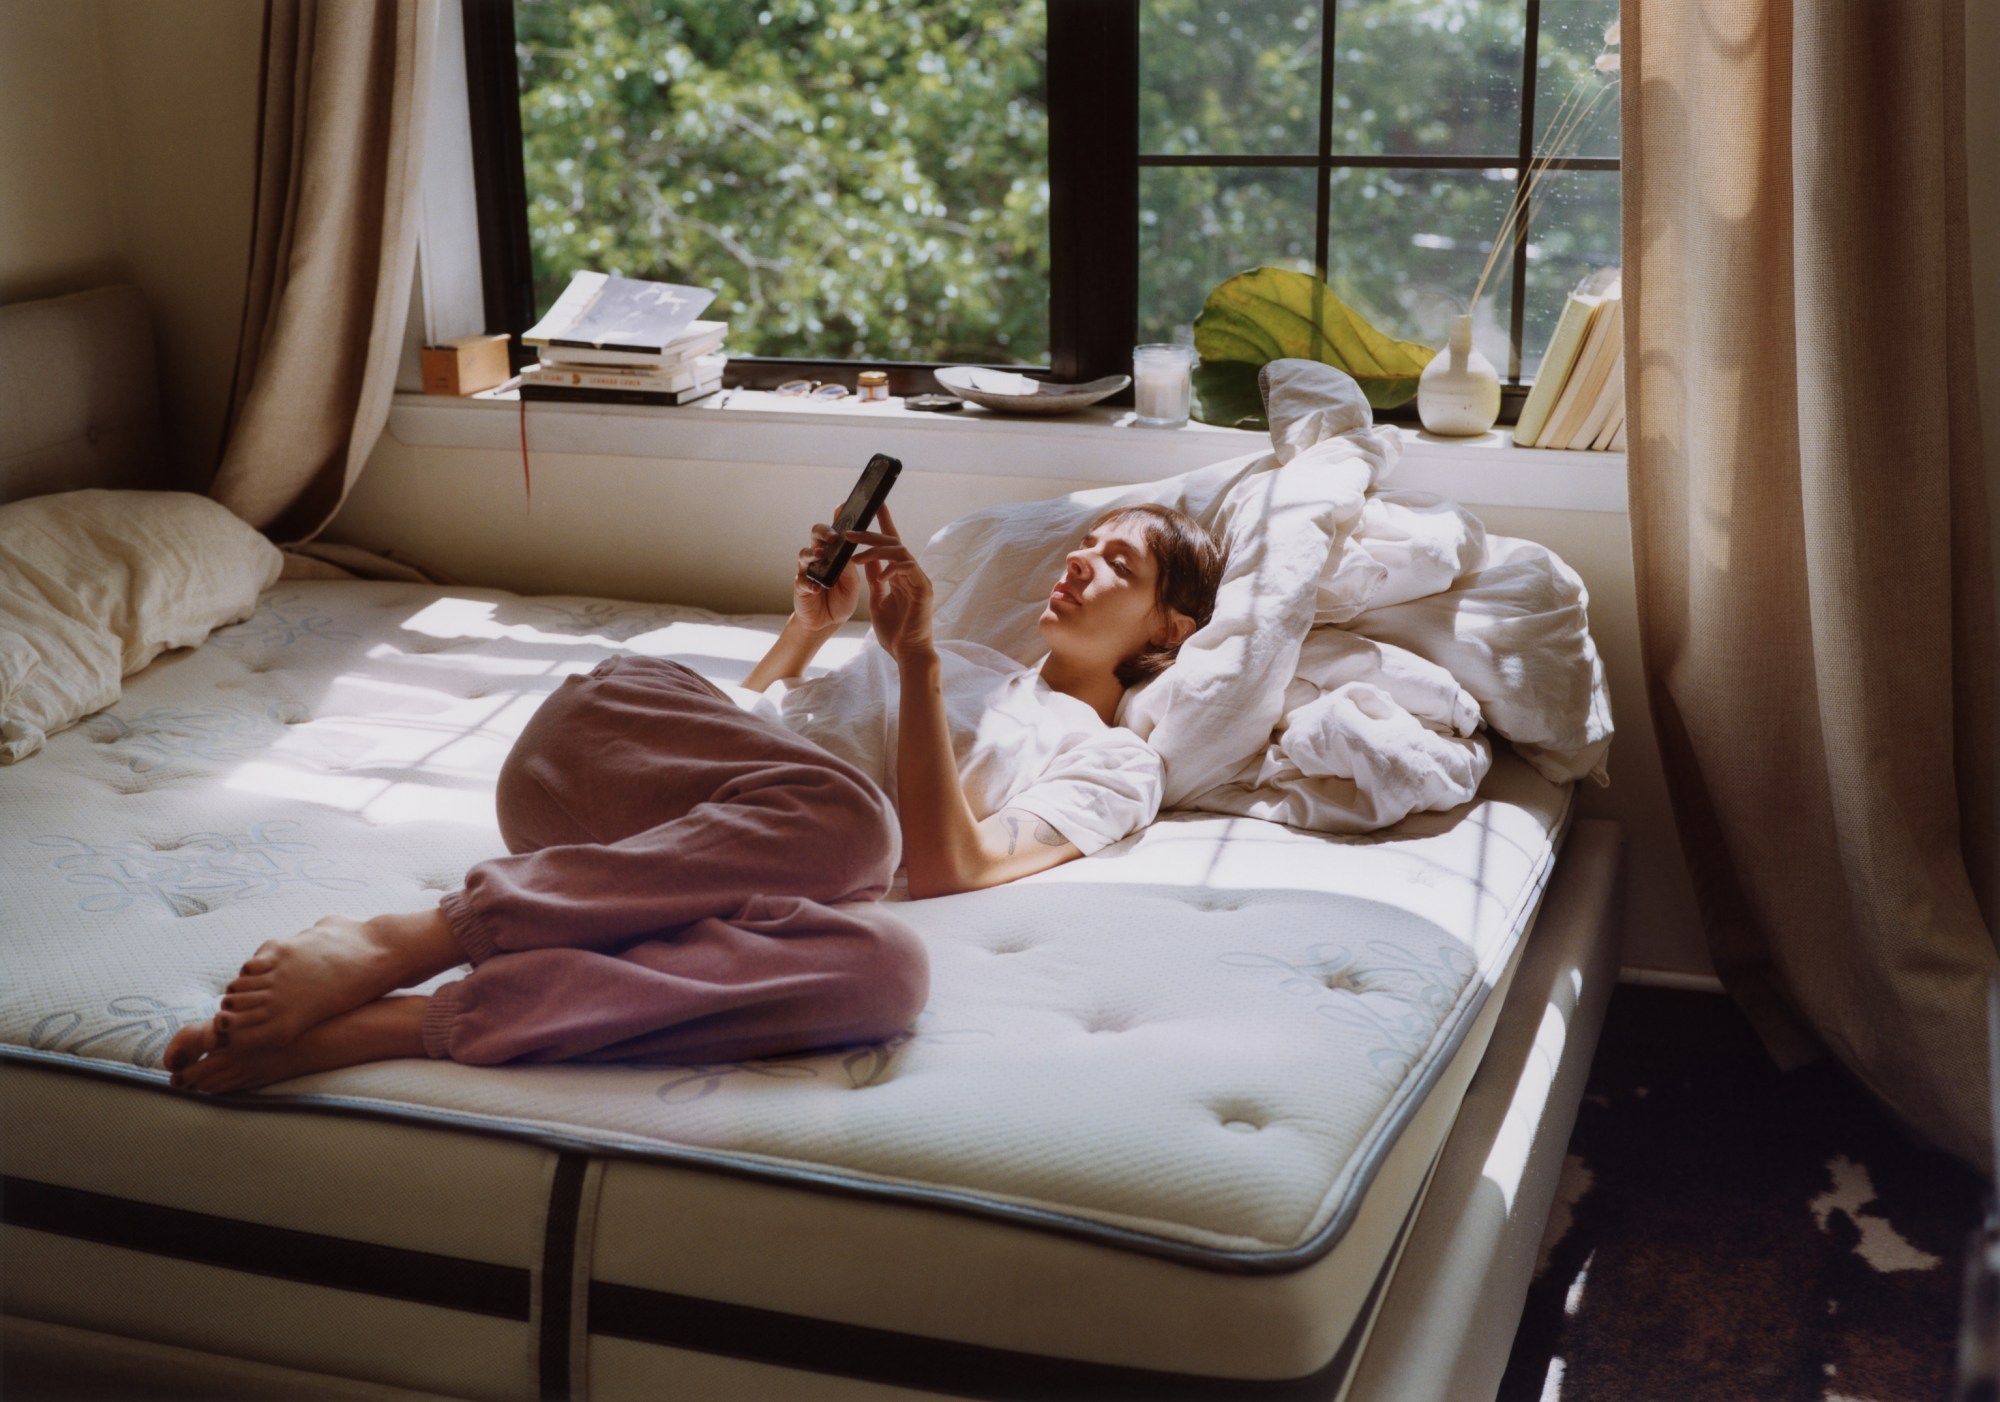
[1089,503,1226,688]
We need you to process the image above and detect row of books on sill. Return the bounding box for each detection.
[421,271,730,406]
[1513,268,1625,451]
[519,270,726,404]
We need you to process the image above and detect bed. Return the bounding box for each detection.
[0,289,1621,1402]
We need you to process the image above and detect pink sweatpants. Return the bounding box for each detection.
[424,655,928,1066]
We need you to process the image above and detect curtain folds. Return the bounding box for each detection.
[210,0,438,546]
[1624,0,1999,1167]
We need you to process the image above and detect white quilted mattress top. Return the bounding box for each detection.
[0,581,1570,1269]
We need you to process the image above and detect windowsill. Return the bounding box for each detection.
[385,387,1628,513]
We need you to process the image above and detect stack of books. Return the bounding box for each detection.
[1513,269,1625,451]
[518,271,727,407]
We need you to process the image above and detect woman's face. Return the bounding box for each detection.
[1037,515,1184,668]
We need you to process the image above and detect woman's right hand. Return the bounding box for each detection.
[793,514,863,634]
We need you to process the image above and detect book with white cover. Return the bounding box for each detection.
[1566,349,1625,450]
[536,322,727,368]
[1514,270,1616,447]
[522,271,719,355]
[1589,397,1625,452]
[1540,293,1623,450]
[523,353,726,393]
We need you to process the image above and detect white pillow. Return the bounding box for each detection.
[921,361,1400,807]
[0,489,283,762]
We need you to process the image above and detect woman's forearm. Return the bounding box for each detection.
[743,614,837,693]
[893,648,986,898]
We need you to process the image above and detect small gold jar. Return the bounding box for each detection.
[856,370,890,403]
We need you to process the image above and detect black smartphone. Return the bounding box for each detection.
[806,452,903,590]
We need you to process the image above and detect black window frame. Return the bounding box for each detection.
[463,0,1615,420]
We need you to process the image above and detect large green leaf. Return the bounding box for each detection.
[1192,267,1437,426]
[1189,361,1265,431]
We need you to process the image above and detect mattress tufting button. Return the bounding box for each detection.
[1221,1119,1262,1134]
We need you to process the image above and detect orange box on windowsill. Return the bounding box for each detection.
[421,334,512,396]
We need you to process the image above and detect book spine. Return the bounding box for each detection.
[524,365,698,392]
[1514,291,1596,447]
[535,338,727,370]
[519,383,720,407]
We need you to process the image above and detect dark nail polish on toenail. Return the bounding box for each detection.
[216,1032,231,1048]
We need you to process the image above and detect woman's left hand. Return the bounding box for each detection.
[847,504,935,664]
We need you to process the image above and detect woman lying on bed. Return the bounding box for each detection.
[163,503,1224,1093]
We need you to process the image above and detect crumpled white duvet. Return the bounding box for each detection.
[923,359,1612,836]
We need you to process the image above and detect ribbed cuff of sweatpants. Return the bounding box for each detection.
[421,981,465,1060]
[437,886,502,964]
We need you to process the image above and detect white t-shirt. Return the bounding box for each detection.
[736,640,1162,857]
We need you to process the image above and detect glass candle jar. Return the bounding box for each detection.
[1132,344,1196,427]
[856,370,890,403]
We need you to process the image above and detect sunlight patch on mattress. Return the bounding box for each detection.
[222,760,495,827]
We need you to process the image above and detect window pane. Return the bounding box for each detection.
[1139,0,1324,156]
[514,0,1050,364]
[1534,0,1621,161]
[1329,0,1525,157]
[1519,168,1619,378]
[1324,166,1518,367]
[1138,167,1319,343]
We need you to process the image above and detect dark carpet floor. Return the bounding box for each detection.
[1498,984,1986,1402]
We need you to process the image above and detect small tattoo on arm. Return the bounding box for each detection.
[1033,819,1067,847]
[1002,815,1021,856]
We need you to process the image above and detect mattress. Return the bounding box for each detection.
[1,580,1577,1399]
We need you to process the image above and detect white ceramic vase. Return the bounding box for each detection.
[1417,314,1501,436]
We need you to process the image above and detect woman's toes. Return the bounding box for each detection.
[220,998,272,1029]
[162,1021,217,1073]
[179,1053,234,1094]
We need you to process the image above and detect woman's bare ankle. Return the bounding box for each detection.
[366,908,466,985]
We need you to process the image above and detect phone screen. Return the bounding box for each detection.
[808,453,902,588]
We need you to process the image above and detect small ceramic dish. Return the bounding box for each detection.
[933,366,1130,415]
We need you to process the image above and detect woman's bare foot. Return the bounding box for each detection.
[208,909,462,1054]
[162,1018,219,1073]
[171,996,430,1095]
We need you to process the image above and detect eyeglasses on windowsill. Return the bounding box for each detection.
[774,379,851,401]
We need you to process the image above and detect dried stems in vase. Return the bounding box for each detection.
[1467,21,1623,320]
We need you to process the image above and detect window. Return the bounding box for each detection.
[466,0,1620,414]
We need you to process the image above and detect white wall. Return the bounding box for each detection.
[90,0,263,489]
[0,0,261,489]
[0,1,125,303]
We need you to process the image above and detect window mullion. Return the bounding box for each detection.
[1506,0,1543,383]
[1313,0,1338,280]
[1047,0,1139,386]
[461,0,535,368]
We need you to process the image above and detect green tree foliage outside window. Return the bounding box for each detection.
[515,0,1051,364]
[1136,0,1619,379]
[514,0,1617,379]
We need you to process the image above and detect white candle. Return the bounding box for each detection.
[1133,344,1195,426]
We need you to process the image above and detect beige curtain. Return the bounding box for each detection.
[1624,0,1999,1168]
[211,0,437,546]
